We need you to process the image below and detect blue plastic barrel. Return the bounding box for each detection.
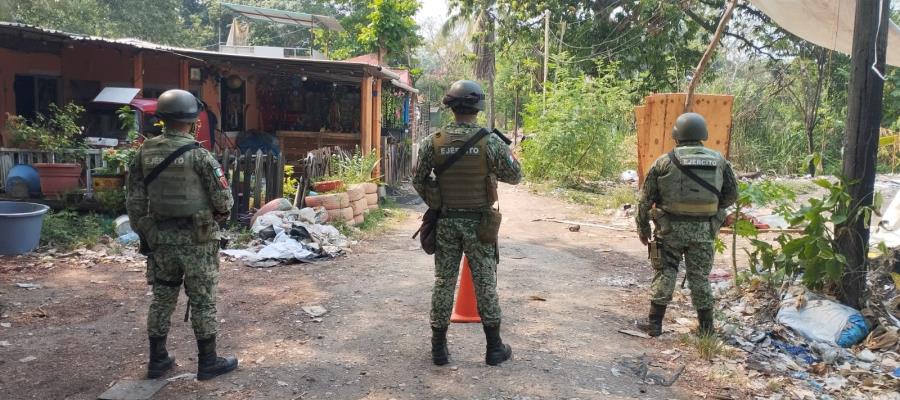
[6,164,42,197]
[0,201,50,255]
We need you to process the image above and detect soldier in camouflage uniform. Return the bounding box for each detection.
[413,80,522,366]
[635,113,737,337]
[126,89,238,380]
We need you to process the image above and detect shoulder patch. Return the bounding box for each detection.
[214,166,229,189]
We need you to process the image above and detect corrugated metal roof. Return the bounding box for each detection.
[0,21,415,90]
[221,2,344,32]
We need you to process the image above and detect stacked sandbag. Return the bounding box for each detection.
[361,182,379,211]
[305,192,353,224]
[347,184,367,225]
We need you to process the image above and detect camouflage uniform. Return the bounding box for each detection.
[126,129,234,340]
[635,141,737,311]
[413,122,522,329]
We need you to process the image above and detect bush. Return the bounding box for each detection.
[41,211,112,250]
[320,148,379,185]
[7,102,86,153]
[95,188,126,215]
[520,61,637,184]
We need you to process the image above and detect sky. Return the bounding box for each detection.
[415,0,449,36]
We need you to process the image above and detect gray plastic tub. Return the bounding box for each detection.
[0,201,50,255]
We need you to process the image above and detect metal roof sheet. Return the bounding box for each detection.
[221,2,344,32]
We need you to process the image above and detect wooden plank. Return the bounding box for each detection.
[360,75,373,155]
[266,150,276,203]
[253,150,263,209]
[276,153,285,199]
[634,105,648,182]
[230,151,242,223]
[372,78,383,178]
[661,93,684,151]
[221,149,231,181]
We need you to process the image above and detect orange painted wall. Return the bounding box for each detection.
[60,45,132,85]
[142,52,181,89]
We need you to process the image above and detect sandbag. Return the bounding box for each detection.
[365,193,378,206]
[326,207,354,223]
[361,182,378,194]
[251,198,294,226]
[353,214,365,225]
[305,192,349,210]
[368,203,378,211]
[346,185,365,202]
[351,197,368,216]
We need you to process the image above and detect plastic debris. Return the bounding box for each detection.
[222,206,349,267]
[117,232,139,244]
[302,305,327,318]
[777,287,869,347]
[14,283,40,289]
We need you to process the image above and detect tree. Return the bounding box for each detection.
[357,0,421,65]
[447,0,497,128]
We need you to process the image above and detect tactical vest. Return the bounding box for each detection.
[657,146,725,217]
[140,134,209,218]
[433,129,490,209]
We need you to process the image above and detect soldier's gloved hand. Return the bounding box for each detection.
[640,236,649,246]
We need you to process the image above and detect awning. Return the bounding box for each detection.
[221,2,344,32]
[390,79,419,94]
[748,0,900,66]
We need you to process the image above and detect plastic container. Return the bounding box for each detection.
[33,163,82,197]
[0,201,50,255]
[114,215,132,236]
[5,164,42,198]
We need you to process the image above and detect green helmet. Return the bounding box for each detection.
[672,112,708,142]
[156,89,202,123]
[442,80,485,112]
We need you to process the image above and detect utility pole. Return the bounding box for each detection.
[835,0,889,309]
[542,9,550,113]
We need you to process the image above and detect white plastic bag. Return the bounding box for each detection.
[776,288,868,347]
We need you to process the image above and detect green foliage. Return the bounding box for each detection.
[745,178,879,291]
[41,210,111,250]
[7,102,86,152]
[223,224,253,249]
[357,0,421,61]
[97,148,135,175]
[520,61,637,184]
[322,149,379,184]
[94,188,126,215]
[682,332,728,361]
[283,164,300,200]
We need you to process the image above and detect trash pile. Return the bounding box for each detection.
[707,267,900,398]
[221,199,351,268]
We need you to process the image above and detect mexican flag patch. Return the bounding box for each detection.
[214,167,229,189]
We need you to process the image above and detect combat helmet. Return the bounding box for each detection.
[442,80,485,112]
[156,89,203,123]
[672,112,708,142]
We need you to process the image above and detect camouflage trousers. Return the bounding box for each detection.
[431,217,501,329]
[650,239,715,311]
[147,242,220,339]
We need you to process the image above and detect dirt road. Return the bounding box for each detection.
[0,184,725,399]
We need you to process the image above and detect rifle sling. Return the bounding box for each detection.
[143,142,200,187]
[433,128,491,177]
[667,151,722,201]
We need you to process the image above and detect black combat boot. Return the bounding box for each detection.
[697,309,715,335]
[147,336,175,379]
[483,324,512,366]
[196,337,238,381]
[639,303,667,337]
[431,326,450,365]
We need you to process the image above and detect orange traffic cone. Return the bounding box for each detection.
[450,256,481,323]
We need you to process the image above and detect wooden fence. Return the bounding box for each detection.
[0,148,105,196]
[217,149,285,224]
[381,138,412,186]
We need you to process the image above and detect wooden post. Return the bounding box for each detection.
[132,51,144,95]
[836,0,890,309]
[373,78,383,178]
[230,151,242,223]
[360,75,373,155]
[683,0,737,112]
[178,60,189,90]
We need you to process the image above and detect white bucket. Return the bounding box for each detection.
[114,215,133,236]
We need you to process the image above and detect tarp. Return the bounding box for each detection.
[749,0,900,66]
